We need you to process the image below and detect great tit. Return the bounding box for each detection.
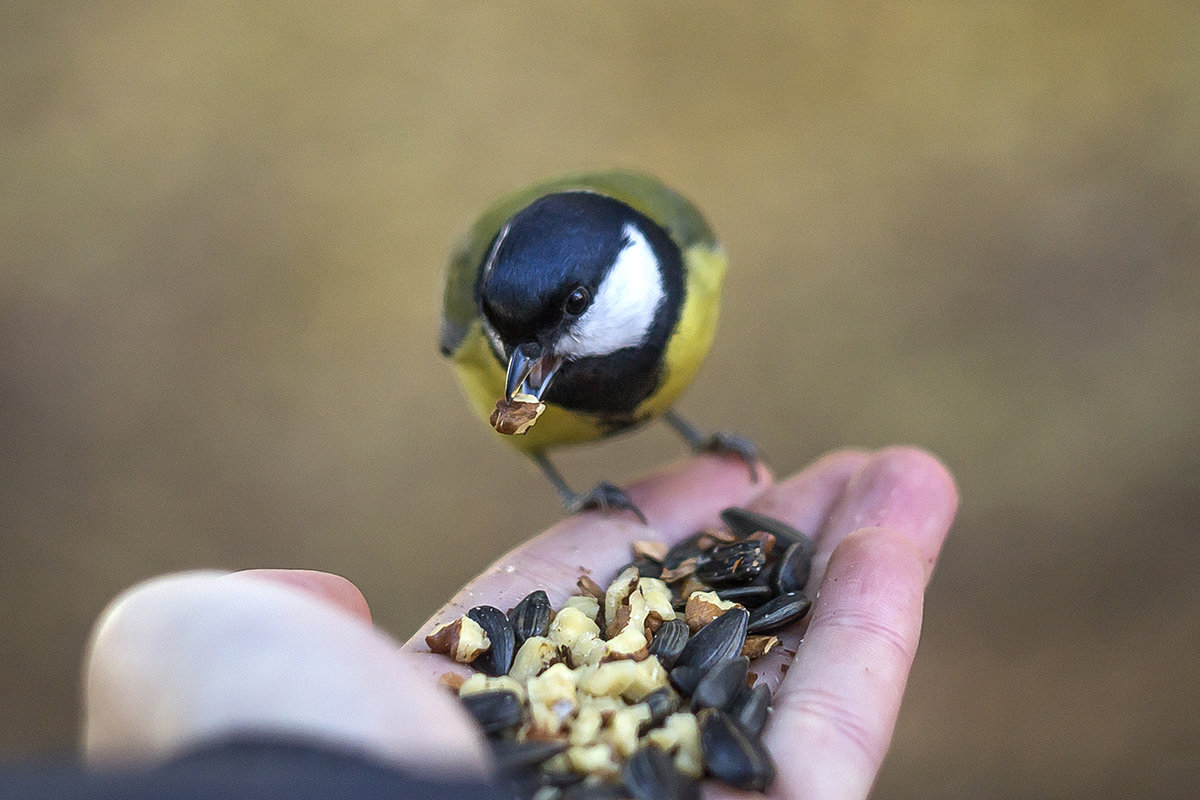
[439,169,756,519]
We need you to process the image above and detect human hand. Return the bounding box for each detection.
[404,446,957,800]
[83,447,956,800]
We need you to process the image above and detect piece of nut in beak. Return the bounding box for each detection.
[490,393,546,435]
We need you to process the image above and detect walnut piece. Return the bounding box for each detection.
[490,393,546,435]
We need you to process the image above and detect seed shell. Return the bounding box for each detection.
[647,617,689,669]
[623,745,700,800]
[773,540,815,594]
[662,533,709,571]
[697,707,776,791]
[694,540,768,585]
[713,584,775,608]
[491,739,569,772]
[468,605,516,676]
[510,590,553,646]
[746,592,812,634]
[674,607,749,672]
[730,682,772,736]
[668,665,704,696]
[690,656,749,712]
[640,686,680,729]
[719,506,815,551]
[460,689,523,734]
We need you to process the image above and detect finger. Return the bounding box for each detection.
[84,571,490,778]
[746,448,873,538]
[739,447,957,693]
[234,569,373,623]
[811,446,959,586]
[748,528,928,800]
[403,453,770,653]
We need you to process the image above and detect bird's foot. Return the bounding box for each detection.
[566,482,647,524]
[664,410,761,482]
[698,430,761,482]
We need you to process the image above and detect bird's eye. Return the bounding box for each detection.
[563,285,590,317]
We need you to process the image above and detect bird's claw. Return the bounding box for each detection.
[566,482,647,524]
[700,431,761,482]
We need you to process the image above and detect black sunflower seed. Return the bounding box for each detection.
[467,604,516,676]
[773,540,815,594]
[662,532,710,570]
[691,656,749,712]
[719,506,815,552]
[561,779,631,800]
[746,592,812,634]
[490,738,568,772]
[647,617,689,669]
[694,540,767,585]
[668,664,704,696]
[621,555,664,579]
[460,689,523,734]
[640,686,679,729]
[674,607,749,672]
[730,682,772,736]
[508,590,552,646]
[714,584,776,608]
[623,745,700,800]
[697,707,776,792]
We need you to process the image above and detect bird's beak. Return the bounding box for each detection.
[505,343,563,402]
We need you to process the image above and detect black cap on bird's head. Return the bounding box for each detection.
[477,191,685,418]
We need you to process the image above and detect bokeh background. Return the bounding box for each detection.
[3,3,1198,796]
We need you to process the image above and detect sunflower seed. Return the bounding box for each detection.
[561,779,630,800]
[694,540,767,585]
[467,605,516,676]
[509,590,552,646]
[647,617,689,669]
[746,592,812,634]
[668,664,704,696]
[674,607,749,672]
[640,686,679,729]
[662,533,709,570]
[697,707,776,791]
[460,689,523,734]
[623,745,700,800]
[730,682,772,736]
[719,506,813,547]
[773,540,815,594]
[491,739,569,772]
[620,555,663,579]
[713,584,775,607]
[690,656,749,712]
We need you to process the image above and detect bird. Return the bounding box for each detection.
[439,169,757,520]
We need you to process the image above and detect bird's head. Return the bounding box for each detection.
[477,191,684,415]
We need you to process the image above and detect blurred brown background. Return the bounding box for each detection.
[3,3,1198,796]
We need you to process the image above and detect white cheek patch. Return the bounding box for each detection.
[557,224,665,359]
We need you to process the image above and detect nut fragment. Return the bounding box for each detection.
[644,711,703,778]
[741,634,782,659]
[460,672,526,702]
[510,635,560,683]
[604,566,641,627]
[425,616,491,664]
[490,393,546,435]
[631,540,669,563]
[561,594,601,622]
[684,591,742,632]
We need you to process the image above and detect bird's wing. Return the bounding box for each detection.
[438,169,716,358]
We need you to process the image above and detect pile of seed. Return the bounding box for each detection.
[426,507,815,800]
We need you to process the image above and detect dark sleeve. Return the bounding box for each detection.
[0,737,512,800]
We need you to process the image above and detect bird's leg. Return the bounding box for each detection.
[530,451,647,523]
[663,410,760,482]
